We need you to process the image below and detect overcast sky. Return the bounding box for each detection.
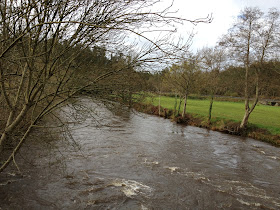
[166,0,280,51]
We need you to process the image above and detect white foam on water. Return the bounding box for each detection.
[237,199,261,207]
[143,158,159,166]
[111,179,153,198]
[224,180,272,200]
[253,146,280,160]
[183,171,210,181]
[268,156,279,160]
[164,166,210,183]
[141,204,149,210]
[163,166,280,209]
[165,166,180,173]
[226,180,269,199]
[273,201,280,207]
[86,200,96,206]
[220,180,280,208]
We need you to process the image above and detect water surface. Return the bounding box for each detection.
[1,98,280,209]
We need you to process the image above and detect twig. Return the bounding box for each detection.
[12,153,21,174]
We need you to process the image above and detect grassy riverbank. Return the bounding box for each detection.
[134,95,280,146]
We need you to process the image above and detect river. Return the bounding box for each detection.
[1,98,280,209]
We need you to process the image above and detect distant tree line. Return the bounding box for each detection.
[146,7,280,129]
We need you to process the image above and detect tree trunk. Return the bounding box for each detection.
[182,93,188,118]
[0,124,33,173]
[128,91,132,108]
[177,97,182,117]
[0,104,30,153]
[174,94,178,117]
[240,68,259,129]
[158,92,161,116]
[208,95,214,125]
[240,110,250,129]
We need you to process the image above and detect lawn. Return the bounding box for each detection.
[145,95,280,135]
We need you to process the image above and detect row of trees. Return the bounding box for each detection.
[154,7,280,129]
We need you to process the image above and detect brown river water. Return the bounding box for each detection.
[1,98,280,209]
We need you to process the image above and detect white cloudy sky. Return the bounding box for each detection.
[164,0,280,51]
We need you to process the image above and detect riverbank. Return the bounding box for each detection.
[133,103,280,147]
[2,98,280,209]
[143,95,280,134]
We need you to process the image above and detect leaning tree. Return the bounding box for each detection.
[0,0,211,171]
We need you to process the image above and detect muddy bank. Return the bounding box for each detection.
[133,103,280,147]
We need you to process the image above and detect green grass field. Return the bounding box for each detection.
[145,95,280,135]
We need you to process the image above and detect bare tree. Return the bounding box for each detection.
[164,54,200,118]
[219,7,279,129]
[200,46,225,125]
[0,0,211,171]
